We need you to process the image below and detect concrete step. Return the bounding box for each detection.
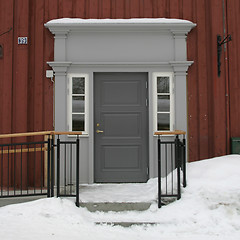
[79,202,152,212]
[95,222,160,227]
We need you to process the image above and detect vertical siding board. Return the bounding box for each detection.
[169,0,179,18]
[12,0,29,134]
[115,0,125,18]
[185,0,199,161]
[43,0,55,131]
[0,0,14,187]
[58,0,63,18]
[130,0,140,18]
[48,0,59,20]
[182,0,193,21]
[27,0,35,133]
[152,0,158,17]
[143,0,153,18]
[0,1,13,180]
[178,0,183,19]
[125,0,130,18]
[34,0,44,132]
[101,0,111,18]
[62,0,73,17]
[211,0,226,156]
[11,0,30,187]
[196,0,209,159]
[88,0,99,18]
[0,0,2,135]
[227,0,240,137]
[75,0,86,18]
[205,0,214,158]
[1,1,13,136]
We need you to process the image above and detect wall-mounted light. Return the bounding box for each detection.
[0,45,3,59]
[46,70,54,83]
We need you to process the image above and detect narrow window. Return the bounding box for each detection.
[68,74,88,133]
[154,73,174,132]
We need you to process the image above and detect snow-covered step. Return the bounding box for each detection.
[95,222,159,227]
[79,202,152,212]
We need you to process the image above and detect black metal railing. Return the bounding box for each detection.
[0,131,81,206]
[0,138,51,198]
[55,135,80,207]
[155,130,186,208]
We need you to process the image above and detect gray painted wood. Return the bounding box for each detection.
[94,73,148,182]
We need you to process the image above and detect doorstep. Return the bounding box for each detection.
[79,202,152,212]
[77,181,158,212]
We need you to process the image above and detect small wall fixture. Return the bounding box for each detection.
[46,70,54,83]
[0,45,3,59]
[217,34,232,77]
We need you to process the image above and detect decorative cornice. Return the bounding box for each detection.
[47,62,72,76]
[45,19,196,35]
[70,61,170,67]
[170,61,194,76]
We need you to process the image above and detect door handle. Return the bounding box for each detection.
[96,130,104,133]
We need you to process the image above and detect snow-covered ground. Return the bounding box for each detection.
[0,155,240,240]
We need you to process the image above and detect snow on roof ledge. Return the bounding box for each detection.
[45,18,196,35]
[46,18,194,25]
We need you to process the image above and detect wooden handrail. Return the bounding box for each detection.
[0,131,82,139]
[154,130,186,135]
[53,131,82,136]
[0,131,52,139]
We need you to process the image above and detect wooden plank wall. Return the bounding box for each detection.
[0,0,239,162]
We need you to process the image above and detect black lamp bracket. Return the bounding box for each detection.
[217,34,232,77]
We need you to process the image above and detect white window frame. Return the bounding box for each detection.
[67,73,89,135]
[153,72,174,132]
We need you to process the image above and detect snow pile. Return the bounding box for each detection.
[0,155,240,240]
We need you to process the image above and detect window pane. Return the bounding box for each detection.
[157,77,169,93]
[72,96,85,113]
[158,95,170,112]
[157,113,170,131]
[73,77,85,94]
[72,114,85,131]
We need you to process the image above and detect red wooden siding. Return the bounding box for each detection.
[0,0,239,162]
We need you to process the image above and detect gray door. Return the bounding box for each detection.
[94,73,148,183]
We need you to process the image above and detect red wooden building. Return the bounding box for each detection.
[0,0,239,162]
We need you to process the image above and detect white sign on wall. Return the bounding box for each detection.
[18,37,28,45]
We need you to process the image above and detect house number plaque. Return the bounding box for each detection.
[18,37,28,45]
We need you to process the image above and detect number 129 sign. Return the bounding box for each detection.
[18,37,28,45]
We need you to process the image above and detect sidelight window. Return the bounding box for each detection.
[153,73,174,131]
[68,74,89,133]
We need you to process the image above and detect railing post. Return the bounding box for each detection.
[76,136,80,207]
[57,136,60,198]
[47,136,51,197]
[50,137,54,197]
[182,137,187,187]
[158,135,162,208]
[175,135,181,200]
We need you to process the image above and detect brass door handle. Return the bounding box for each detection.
[96,130,104,133]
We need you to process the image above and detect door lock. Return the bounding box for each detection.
[96,130,104,133]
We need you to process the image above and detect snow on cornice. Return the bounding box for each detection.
[46,18,194,25]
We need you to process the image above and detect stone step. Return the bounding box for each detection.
[95,222,160,227]
[79,202,152,212]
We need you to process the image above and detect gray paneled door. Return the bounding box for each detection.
[94,73,148,183]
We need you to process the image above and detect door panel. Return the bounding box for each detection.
[94,72,148,182]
